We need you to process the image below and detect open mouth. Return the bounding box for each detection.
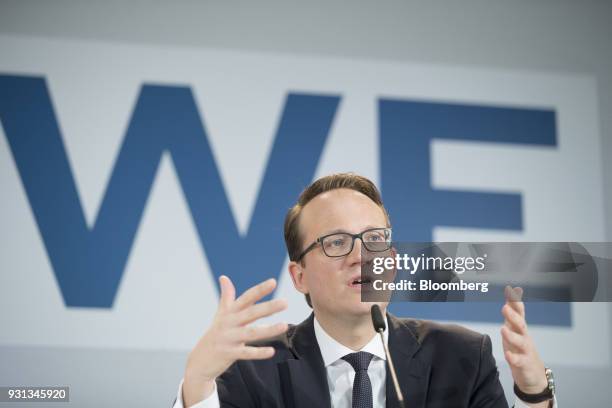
[350,277,373,287]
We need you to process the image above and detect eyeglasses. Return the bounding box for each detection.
[295,227,392,262]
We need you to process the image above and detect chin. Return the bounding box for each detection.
[348,300,375,316]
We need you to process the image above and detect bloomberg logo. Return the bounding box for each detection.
[0,73,570,325]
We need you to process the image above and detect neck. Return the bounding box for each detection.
[314,307,384,350]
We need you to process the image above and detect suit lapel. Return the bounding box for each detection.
[385,313,431,408]
[278,313,431,408]
[279,313,331,408]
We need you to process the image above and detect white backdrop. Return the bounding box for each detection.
[0,28,610,406]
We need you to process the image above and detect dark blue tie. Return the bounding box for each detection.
[342,351,374,408]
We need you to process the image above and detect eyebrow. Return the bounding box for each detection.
[319,225,386,236]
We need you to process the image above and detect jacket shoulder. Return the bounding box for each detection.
[398,317,488,353]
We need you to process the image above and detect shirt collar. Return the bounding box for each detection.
[313,313,388,367]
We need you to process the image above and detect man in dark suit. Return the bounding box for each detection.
[174,173,556,408]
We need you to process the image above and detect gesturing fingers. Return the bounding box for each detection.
[238,346,276,360]
[219,275,236,310]
[501,326,530,370]
[233,278,277,311]
[501,287,531,366]
[504,285,525,318]
[501,325,528,353]
[234,322,289,343]
[235,298,288,326]
[501,303,527,335]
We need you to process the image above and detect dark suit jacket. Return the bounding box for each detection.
[188,313,509,408]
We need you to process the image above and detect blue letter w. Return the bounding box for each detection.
[0,75,339,308]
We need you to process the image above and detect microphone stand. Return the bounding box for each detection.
[376,327,406,408]
[371,305,405,408]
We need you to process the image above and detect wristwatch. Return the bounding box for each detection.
[513,367,555,404]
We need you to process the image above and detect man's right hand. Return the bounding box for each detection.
[182,275,289,407]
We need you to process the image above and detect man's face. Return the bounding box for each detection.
[289,188,389,319]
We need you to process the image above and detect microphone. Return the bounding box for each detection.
[371,305,405,408]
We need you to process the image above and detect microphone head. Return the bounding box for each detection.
[371,304,386,332]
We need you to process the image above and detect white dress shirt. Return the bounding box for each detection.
[313,316,388,407]
[173,315,557,408]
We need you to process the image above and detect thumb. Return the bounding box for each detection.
[219,275,236,309]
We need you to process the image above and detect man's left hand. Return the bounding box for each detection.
[501,286,549,400]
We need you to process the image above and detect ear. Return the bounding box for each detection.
[288,261,309,296]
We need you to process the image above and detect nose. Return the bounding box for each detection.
[346,237,363,265]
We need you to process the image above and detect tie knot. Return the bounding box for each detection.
[342,351,374,372]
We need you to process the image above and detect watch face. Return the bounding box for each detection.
[545,368,555,393]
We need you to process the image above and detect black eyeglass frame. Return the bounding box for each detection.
[294,227,392,262]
